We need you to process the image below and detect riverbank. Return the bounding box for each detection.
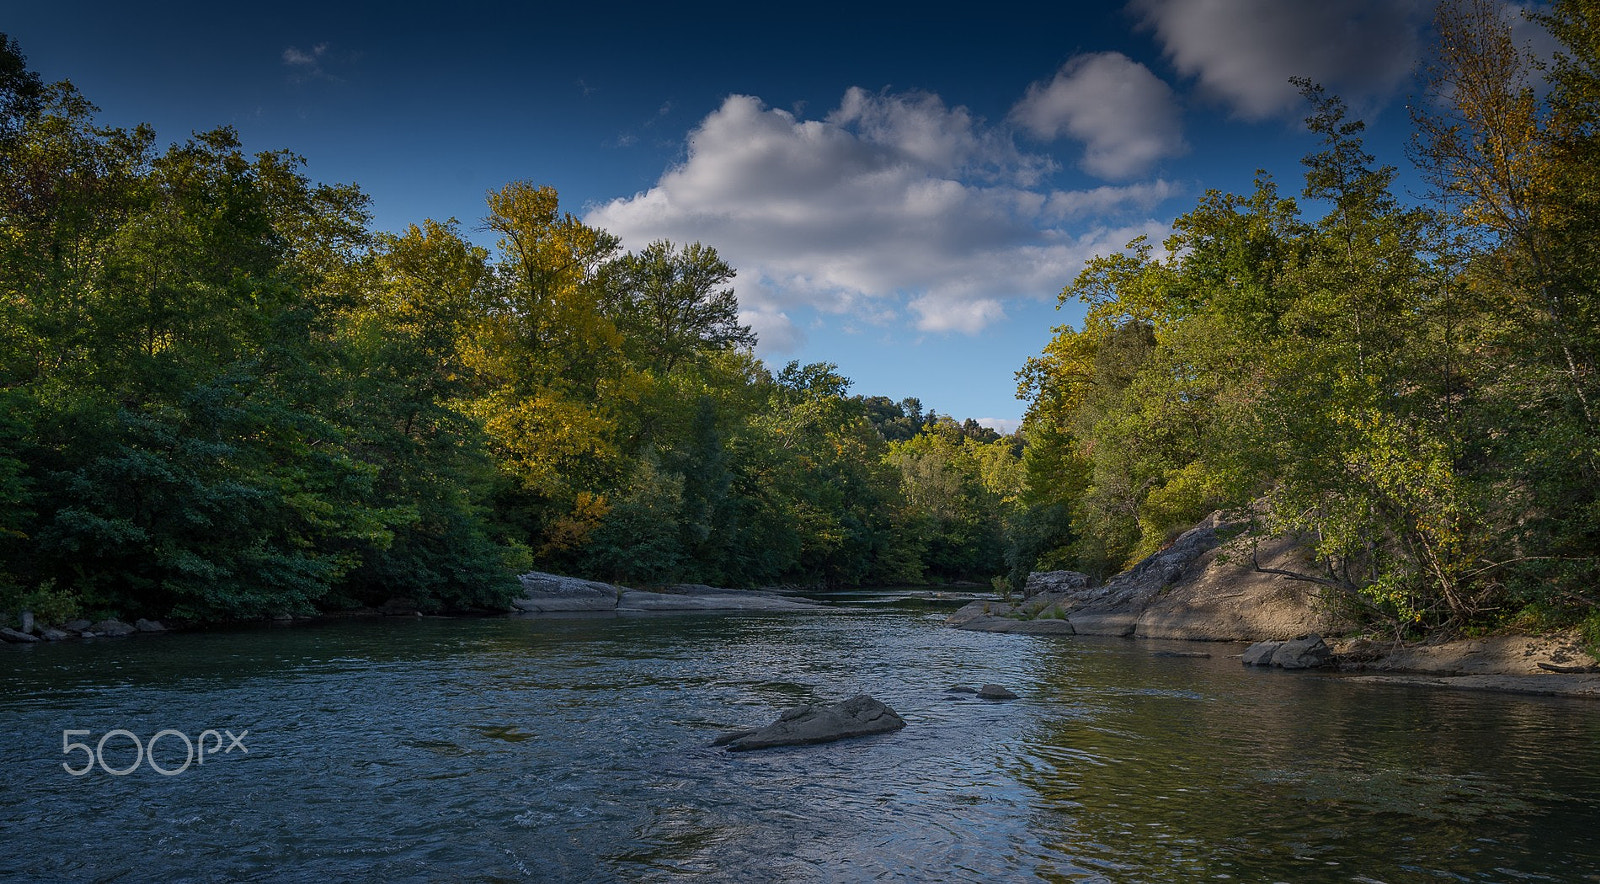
[1331,632,1600,698]
[948,515,1600,699]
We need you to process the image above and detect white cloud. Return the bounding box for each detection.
[282,43,330,82]
[1131,0,1429,119]
[586,90,1175,347]
[1043,179,1180,220]
[1010,52,1188,179]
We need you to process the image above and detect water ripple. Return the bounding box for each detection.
[3,608,1599,881]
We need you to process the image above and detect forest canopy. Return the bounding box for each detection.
[0,33,1023,624]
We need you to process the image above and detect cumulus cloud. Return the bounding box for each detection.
[586,90,1174,349]
[1010,52,1188,179]
[1131,0,1429,119]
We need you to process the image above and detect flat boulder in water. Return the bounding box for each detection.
[713,695,906,751]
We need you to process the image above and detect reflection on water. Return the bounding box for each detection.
[2,604,1598,882]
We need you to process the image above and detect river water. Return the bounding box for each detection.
[3,594,1599,882]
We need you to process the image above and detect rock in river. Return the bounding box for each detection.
[977,684,1018,700]
[90,619,137,637]
[713,695,906,751]
[1242,633,1333,670]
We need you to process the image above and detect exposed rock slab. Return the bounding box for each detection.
[1067,612,1138,637]
[1353,633,1594,676]
[1344,673,1600,699]
[617,589,820,613]
[514,572,621,613]
[713,695,906,751]
[514,571,828,616]
[1023,570,1091,597]
[89,619,136,637]
[0,627,39,643]
[1135,534,1336,641]
[950,513,1342,644]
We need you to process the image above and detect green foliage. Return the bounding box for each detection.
[1010,9,1600,636]
[0,35,1034,622]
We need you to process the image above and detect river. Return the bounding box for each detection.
[3,593,1599,882]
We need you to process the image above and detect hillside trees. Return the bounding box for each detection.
[0,34,1026,624]
[1014,1,1600,634]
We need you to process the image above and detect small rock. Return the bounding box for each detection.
[134,618,167,633]
[61,620,92,634]
[945,685,979,694]
[37,627,71,641]
[1271,633,1333,670]
[714,695,906,751]
[1242,640,1284,666]
[90,619,137,637]
[977,684,1018,700]
[1538,661,1600,674]
[0,627,40,643]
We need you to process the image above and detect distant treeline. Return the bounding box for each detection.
[1013,0,1600,640]
[0,36,1025,625]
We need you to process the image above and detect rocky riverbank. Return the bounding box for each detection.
[0,572,834,645]
[0,616,168,643]
[948,514,1344,642]
[948,514,1600,699]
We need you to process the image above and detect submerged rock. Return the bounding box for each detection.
[713,695,906,751]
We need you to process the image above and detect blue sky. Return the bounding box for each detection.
[6,1,1550,430]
